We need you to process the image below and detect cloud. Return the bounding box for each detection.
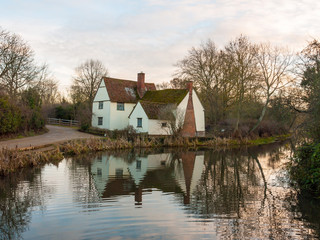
[0,0,319,89]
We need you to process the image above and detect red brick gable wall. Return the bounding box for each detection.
[181,89,196,137]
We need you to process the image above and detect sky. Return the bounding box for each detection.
[0,0,319,91]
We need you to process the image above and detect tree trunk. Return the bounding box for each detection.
[250,96,269,134]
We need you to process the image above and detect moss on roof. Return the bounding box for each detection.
[141,89,188,104]
[140,101,175,120]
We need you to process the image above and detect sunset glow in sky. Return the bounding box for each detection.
[1,0,319,89]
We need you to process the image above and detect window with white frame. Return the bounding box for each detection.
[98,117,103,125]
[136,160,141,170]
[137,118,142,128]
[117,102,124,111]
[98,101,103,109]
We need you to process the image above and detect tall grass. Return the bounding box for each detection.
[0,147,63,176]
[0,134,290,176]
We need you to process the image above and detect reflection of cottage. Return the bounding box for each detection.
[91,153,171,199]
[91,154,131,197]
[92,72,205,137]
[173,152,204,204]
[91,151,205,206]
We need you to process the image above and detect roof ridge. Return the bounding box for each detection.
[103,76,155,85]
[140,100,174,104]
[103,76,135,82]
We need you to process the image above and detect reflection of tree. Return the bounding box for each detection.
[0,168,52,240]
[66,155,101,208]
[191,150,260,217]
[185,144,318,239]
[288,193,320,238]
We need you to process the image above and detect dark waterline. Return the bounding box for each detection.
[1,143,320,239]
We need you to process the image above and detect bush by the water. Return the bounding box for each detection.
[290,142,320,197]
[0,89,45,137]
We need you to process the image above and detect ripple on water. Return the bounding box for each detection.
[0,147,319,240]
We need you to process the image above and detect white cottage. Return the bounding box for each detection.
[92,72,156,130]
[92,72,205,137]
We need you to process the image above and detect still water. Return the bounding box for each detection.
[1,143,320,239]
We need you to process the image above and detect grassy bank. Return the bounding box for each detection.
[0,134,291,176]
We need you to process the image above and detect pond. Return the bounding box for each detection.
[1,143,320,239]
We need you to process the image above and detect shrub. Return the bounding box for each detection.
[0,96,22,134]
[290,142,320,197]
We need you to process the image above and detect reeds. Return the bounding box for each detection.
[0,134,290,176]
[0,147,63,176]
[59,138,132,155]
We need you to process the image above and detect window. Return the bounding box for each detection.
[136,160,141,170]
[98,101,103,109]
[161,122,167,127]
[137,118,142,128]
[116,168,123,178]
[97,168,102,176]
[98,117,103,126]
[117,102,124,111]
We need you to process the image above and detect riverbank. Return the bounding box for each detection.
[0,134,291,176]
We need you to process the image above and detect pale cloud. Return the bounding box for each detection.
[0,0,319,89]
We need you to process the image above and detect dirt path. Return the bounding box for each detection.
[0,125,99,150]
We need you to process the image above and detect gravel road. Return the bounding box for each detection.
[0,125,99,150]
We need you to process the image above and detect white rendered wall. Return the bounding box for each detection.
[128,102,149,133]
[176,94,189,127]
[109,102,136,130]
[192,90,205,132]
[147,153,172,168]
[127,156,148,185]
[148,119,170,135]
[91,154,110,196]
[92,80,111,129]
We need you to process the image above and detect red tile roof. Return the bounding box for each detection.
[103,77,156,103]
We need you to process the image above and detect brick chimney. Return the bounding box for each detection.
[137,72,146,98]
[181,80,196,137]
[186,81,193,93]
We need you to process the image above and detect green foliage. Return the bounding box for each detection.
[0,96,22,134]
[0,88,45,136]
[291,142,320,197]
[20,88,45,131]
[55,105,74,120]
[21,88,42,110]
[268,97,294,127]
[300,39,320,141]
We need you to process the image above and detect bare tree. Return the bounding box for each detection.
[0,28,40,97]
[71,59,108,105]
[250,43,294,133]
[0,28,16,78]
[156,81,171,90]
[175,40,234,125]
[158,104,184,137]
[36,66,60,105]
[224,35,259,133]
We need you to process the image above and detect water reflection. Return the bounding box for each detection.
[0,167,55,240]
[0,144,320,239]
